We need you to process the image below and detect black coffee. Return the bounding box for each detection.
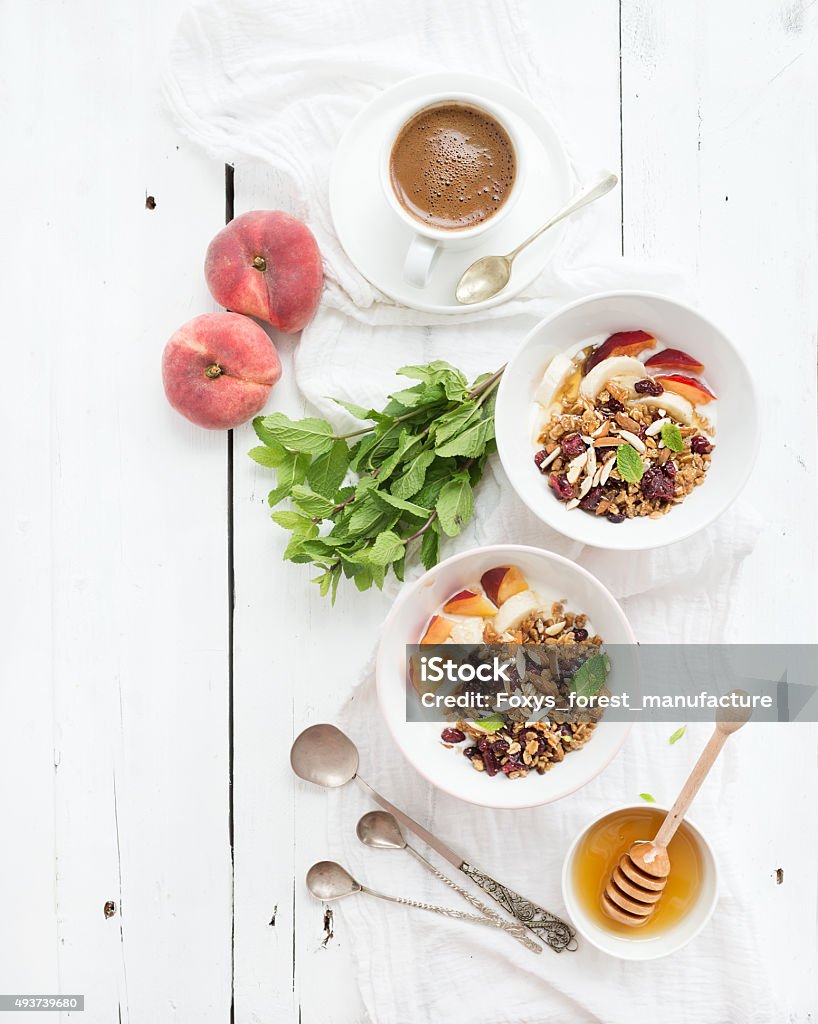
[389,102,516,230]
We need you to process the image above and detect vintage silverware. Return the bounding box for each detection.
[291,724,577,952]
[357,810,541,953]
[307,860,520,931]
[455,173,618,304]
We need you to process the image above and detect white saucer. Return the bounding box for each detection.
[329,72,573,315]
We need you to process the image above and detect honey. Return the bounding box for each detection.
[573,807,704,938]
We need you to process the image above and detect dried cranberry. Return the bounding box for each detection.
[606,512,626,524]
[664,459,677,477]
[600,398,624,415]
[549,473,574,502]
[490,739,509,757]
[573,628,589,642]
[641,465,676,501]
[691,435,712,455]
[634,378,665,396]
[501,759,526,775]
[533,449,550,472]
[558,724,573,738]
[482,746,500,776]
[441,727,465,744]
[579,486,605,512]
[560,433,587,459]
[464,745,480,759]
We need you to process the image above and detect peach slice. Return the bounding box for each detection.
[443,590,498,617]
[480,566,529,607]
[654,374,717,405]
[644,348,705,374]
[420,615,455,646]
[585,330,657,373]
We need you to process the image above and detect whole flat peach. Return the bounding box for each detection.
[162,312,282,430]
[205,210,323,333]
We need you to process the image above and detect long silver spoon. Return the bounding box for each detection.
[455,172,618,305]
[290,723,576,952]
[307,860,520,930]
[357,811,541,953]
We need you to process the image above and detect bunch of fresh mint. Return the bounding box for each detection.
[249,361,504,600]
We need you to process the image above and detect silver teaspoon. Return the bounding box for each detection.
[291,724,576,952]
[357,811,541,954]
[455,172,619,305]
[306,861,518,930]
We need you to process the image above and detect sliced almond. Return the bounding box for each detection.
[618,429,646,453]
[592,420,612,438]
[578,475,594,498]
[594,437,626,447]
[545,620,567,636]
[538,446,561,469]
[615,411,642,433]
[565,498,580,510]
[645,416,670,437]
[600,455,616,485]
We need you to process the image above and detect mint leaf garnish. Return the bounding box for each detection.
[669,725,687,745]
[617,443,644,483]
[660,421,685,453]
[570,652,611,699]
[640,792,656,803]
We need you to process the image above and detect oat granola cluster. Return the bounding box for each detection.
[534,382,714,521]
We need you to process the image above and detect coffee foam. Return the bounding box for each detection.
[389,103,516,230]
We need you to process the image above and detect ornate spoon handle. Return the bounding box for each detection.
[361,885,511,926]
[404,846,541,954]
[460,862,577,952]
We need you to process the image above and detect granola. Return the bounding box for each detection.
[532,332,716,522]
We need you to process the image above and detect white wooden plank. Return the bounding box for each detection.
[230,2,621,1020]
[620,1,818,1018]
[1,2,231,1021]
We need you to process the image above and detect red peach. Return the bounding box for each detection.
[162,313,281,430]
[205,211,323,333]
[480,566,529,606]
[654,373,716,405]
[442,590,498,617]
[585,330,657,373]
[420,615,455,645]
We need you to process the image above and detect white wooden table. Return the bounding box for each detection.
[3,1,817,1021]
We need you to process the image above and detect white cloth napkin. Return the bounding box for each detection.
[165,2,769,1021]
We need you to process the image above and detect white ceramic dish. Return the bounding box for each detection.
[329,71,572,314]
[375,544,635,810]
[495,292,760,550]
[561,804,719,960]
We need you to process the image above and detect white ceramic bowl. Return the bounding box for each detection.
[375,544,636,809]
[495,292,760,550]
[561,803,719,960]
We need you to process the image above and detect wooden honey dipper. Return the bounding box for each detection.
[602,696,752,927]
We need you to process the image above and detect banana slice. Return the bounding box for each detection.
[579,357,647,401]
[493,590,542,635]
[448,618,487,645]
[535,353,575,408]
[632,392,694,425]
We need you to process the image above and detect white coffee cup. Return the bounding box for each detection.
[380,93,525,289]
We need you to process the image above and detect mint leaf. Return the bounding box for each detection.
[660,421,685,453]
[248,445,287,468]
[419,522,440,570]
[271,511,318,537]
[617,443,644,483]
[570,653,610,699]
[290,485,335,519]
[436,473,474,537]
[307,440,350,498]
[669,725,687,745]
[368,530,404,567]
[640,793,656,803]
[434,417,494,458]
[474,715,505,732]
[260,413,335,455]
[374,491,431,518]
[391,450,436,499]
[267,451,309,507]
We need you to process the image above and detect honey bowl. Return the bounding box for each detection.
[561,804,719,960]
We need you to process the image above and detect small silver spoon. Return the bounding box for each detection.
[455,172,619,305]
[290,724,577,952]
[357,811,541,953]
[306,860,517,930]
